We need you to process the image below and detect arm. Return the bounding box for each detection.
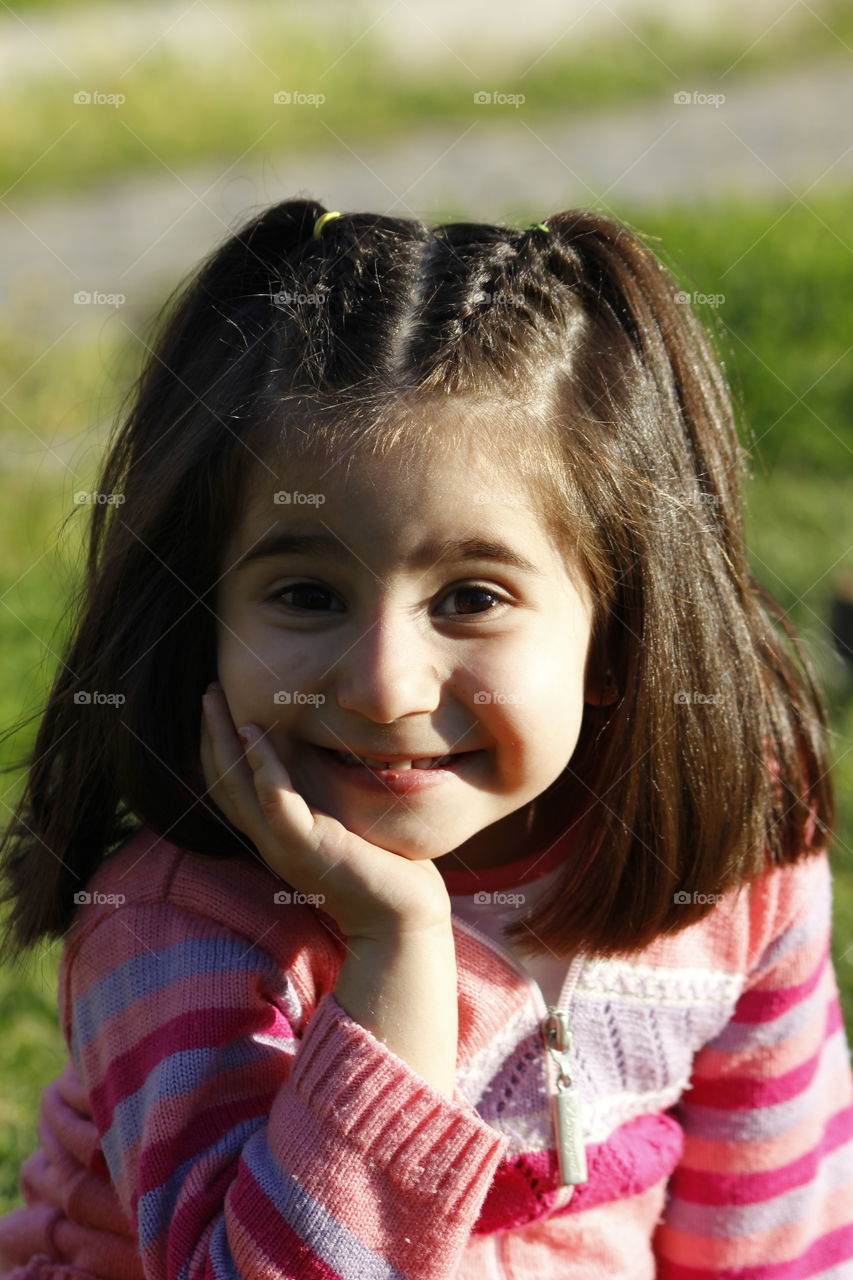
[63,902,507,1280]
[334,922,459,1098]
[653,849,853,1276]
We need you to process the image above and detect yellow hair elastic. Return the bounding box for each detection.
[313,211,343,238]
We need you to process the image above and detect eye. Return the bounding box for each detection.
[436,584,509,617]
[266,581,344,612]
[264,580,509,617]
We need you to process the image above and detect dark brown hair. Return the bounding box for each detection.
[0,198,834,971]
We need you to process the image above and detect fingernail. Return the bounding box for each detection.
[237,726,254,747]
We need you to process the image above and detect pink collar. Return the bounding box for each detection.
[437,822,582,895]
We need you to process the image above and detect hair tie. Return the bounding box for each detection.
[313,210,343,238]
[524,221,550,233]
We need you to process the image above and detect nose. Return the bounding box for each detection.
[331,613,441,723]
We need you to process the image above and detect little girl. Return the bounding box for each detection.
[0,199,851,1280]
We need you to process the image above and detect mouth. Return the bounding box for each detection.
[306,743,482,791]
[327,747,457,770]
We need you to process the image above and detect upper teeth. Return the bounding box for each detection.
[331,749,452,770]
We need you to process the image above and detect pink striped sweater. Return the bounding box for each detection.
[1,823,852,1279]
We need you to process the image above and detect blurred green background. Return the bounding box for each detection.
[1,0,852,1216]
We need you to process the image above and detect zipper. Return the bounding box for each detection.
[540,1006,588,1187]
[451,915,589,1195]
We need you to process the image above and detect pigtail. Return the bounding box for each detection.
[0,202,329,968]
[500,211,835,959]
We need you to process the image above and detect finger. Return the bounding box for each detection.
[199,706,245,832]
[238,725,319,851]
[199,710,232,812]
[201,689,265,835]
[203,690,340,880]
[199,707,218,792]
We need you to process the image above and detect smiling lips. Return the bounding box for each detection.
[310,743,481,786]
[329,749,455,770]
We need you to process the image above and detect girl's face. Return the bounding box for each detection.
[214,427,603,870]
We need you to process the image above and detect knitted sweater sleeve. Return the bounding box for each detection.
[653,849,853,1276]
[62,900,508,1280]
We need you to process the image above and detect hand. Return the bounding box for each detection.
[199,685,453,939]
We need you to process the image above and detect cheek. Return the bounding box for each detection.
[486,694,585,770]
[471,624,588,771]
[217,613,316,689]
[477,621,588,707]
[216,628,332,735]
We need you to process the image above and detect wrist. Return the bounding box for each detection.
[346,915,455,946]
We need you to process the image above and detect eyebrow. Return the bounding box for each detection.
[232,530,543,576]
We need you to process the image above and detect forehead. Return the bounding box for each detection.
[235,397,546,534]
[234,443,539,555]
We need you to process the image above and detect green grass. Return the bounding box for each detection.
[1,187,852,1214]
[0,940,67,1214]
[624,194,853,473]
[3,2,853,199]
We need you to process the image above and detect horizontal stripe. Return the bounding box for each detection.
[100,1034,284,1185]
[685,999,843,1111]
[137,1114,264,1250]
[88,993,294,1129]
[754,874,830,975]
[205,1209,352,1280]
[677,1031,852,1141]
[235,1127,409,1280]
[674,1064,853,1177]
[72,934,288,1055]
[694,978,837,1082]
[656,1220,853,1279]
[734,947,829,1024]
[710,971,832,1055]
[663,1132,853,1236]
[659,1180,853,1270]
[669,1104,853,1205]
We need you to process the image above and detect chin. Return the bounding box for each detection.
[376,836,453,861]
[357,827,456,862]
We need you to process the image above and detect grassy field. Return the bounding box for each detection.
[2,1,853,199]
[0,186,851,1212]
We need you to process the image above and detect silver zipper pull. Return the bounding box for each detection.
[541,1007,588,1187]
